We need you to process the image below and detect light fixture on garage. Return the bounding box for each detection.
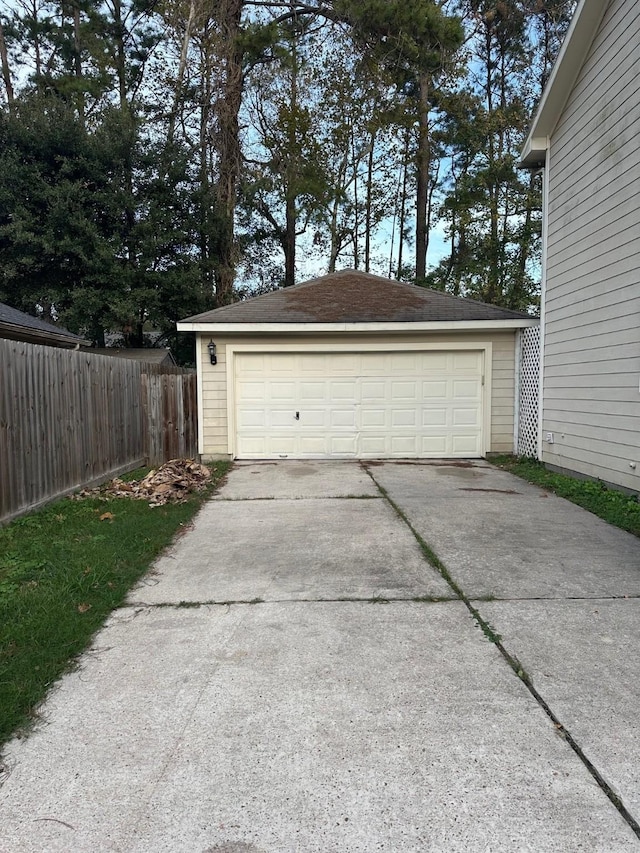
[207,339,217,365]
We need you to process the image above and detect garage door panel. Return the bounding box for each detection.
[234,351,484,459]
[452,434,482,454]
[329,435,358,454]
[300,409,327,428]
[360,354,387,373]
[453,407,481,427]
[236,435,267,455]
[453,379,481,399]
[299,436,329,454]
[328,355,358,374]
[270,410,298,428]
[299,355,329,373]
[423,380,448,399]
[330,409,356,428]
[391,435,418,454]
[299,381,326,401]
[361,380,386,401]
[453,352,482,371]
[421,435,448,454]
[269,436,295,455]
[390,353,419,372]
[328,380,357,400]
[236,355,266,377]
[391,381,419,401]
[361,408,386,427]
[391,409,417,427]
[268,354,297,374]
[236,381,266,403]
[422,408,447,427]
[360,435,388,455]
[270,382,297,401]
[237,409,266,429]
[419,352,448,371]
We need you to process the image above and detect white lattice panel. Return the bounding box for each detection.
[517,327,540,458]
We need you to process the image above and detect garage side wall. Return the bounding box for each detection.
[197,332,516,459]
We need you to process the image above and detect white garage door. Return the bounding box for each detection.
[234,351,484,459]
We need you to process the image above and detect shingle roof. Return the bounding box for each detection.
[0,302,88,346]
[181,270,535,325]
[90,348,177,366]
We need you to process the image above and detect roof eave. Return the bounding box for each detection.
[0,322,90,348]
[519,0,608,167]
[177,319,538,334]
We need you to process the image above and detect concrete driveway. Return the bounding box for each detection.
[1,460,640,852]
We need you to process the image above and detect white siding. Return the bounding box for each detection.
[196,331,517,459]
[543,0,640,492]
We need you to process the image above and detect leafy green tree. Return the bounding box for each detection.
[0,93,215,352]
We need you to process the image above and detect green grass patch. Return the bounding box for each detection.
[0,461,231,748]
[492,456,640,537]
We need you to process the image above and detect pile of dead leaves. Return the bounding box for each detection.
[73,459,211,507]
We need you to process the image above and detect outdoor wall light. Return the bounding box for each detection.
[207,339,217,365]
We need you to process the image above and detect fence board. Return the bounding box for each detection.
[0,340,197,523]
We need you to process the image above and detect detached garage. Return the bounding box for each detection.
[177,271,537,461]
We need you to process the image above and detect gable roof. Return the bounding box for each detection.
[520,0,609,167]
[0,302,89,348]
[178,271,536,333]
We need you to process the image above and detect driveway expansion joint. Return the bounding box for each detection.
[363,462,640,842]
[214,495,382,502]
[124,596,460,609]
[469,594,640,603]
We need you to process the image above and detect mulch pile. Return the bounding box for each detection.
[73,458,211,507]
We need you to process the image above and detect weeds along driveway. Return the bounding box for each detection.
[1,460,639,852]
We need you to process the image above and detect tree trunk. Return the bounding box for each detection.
[199,30,214,297]
[364,127,376,273]
[0,21,14,108]
[415,72,430,281]
[284,193,296,286]
[351,125,359,269]
[283,22,298,287]
[214,0,243,305]
[73,5,85,125]
[167,0,197,146]
[396,126,410,278]
[327,146,348,272]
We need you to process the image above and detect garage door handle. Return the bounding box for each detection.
[295,411,300,420]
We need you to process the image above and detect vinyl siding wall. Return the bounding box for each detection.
[197,331,518,458]
[543,0,640,492]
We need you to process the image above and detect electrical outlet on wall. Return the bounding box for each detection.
[545,432,554,444]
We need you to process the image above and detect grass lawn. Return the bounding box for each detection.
[492,456,640,538]
[0,461,231,749]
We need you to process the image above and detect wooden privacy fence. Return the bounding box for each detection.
[0,339,197,523]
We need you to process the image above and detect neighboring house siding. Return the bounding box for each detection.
[543,0,640,492]
[197,332,516,458]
